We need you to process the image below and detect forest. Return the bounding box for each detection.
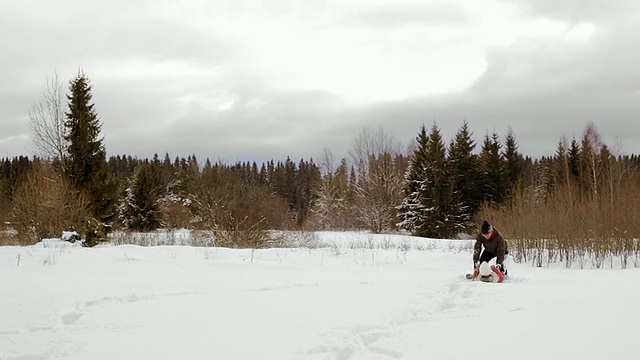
[1,72,639,266]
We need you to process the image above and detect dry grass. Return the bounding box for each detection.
[478,177,640,268]
[0,228,18,246]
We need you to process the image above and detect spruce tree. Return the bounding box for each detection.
[448,121,481,218]
[568,139,581,182]
[554,138,572,193]
[118,161,164,232]
[399,123,460,238]
[503,128,524,199]
[295,158,320,225]
[423,123,458,238]
[397,125,429,235]
[64,71,116,245]
[479,132,507,205]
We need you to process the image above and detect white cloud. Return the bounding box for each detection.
[565,22,597,42]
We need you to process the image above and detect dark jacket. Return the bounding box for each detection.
[473,229,507,264]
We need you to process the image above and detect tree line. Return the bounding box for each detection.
[1,72,639,252]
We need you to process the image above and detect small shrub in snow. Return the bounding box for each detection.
[61,231,82,243]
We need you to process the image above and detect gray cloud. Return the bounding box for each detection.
[2,0,640,162]
[512,0,638,23]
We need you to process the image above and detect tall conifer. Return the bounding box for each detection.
[448,121,481,218]
[397,125,429,235]
[479,132,507,205]
[423,123,459,237]
[398,123,462,238]
[118,161,164,231]
[64,71,116,244]
[503,128,524,199]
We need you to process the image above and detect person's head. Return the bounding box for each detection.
[481,220,493,239]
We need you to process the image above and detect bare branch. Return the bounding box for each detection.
[28,71,67,160]
[348,126,402,173]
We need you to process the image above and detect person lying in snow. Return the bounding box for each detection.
[472,220,508,282]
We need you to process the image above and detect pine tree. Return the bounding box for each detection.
[568,138,581,183]
[63,71,116,245]
[397,125,429,235]
[479,132,507,206]
[295,158,320,225]
[422,123,458,238]
[174,155,201,206]
[503,128,524,200]
[448,121,481,219]
[554,138,570,195]
[118,161,165,231]
[398,123,461,238]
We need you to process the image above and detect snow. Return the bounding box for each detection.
[1,232,639,360]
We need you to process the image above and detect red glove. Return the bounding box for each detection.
[491,265,505,283]
[471,268,480,280]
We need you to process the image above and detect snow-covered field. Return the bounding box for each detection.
[1,231,638,360]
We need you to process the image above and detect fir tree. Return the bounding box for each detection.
[503,128,524,199]
[448,121,481,220]
[397,125,429,235]
[118,161,165,231]
[554,138,571,195]
[422,123,459,238]
[479,132,507,205]
[398,123,461,238]
[63,71,116,244]
[568,138,581,183]
[295,158,320,225]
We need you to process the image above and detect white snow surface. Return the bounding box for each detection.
[1,231,638,360]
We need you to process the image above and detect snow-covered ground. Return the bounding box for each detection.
[1,231,638,360]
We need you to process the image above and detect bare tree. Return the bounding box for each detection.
[348,127,405,233]
[312,149,347,229]
[29,71,67,160]
[319,148,335,176]
[11,162,91,245]
[189,164,290,248]
[348,126,402,173]
[580,122,604,199]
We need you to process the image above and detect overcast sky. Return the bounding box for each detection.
[2,0,639,163]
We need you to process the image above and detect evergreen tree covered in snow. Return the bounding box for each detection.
[399,123,483,238]
[398,124,463,238]
[119,161,165,231]
[397,125,429,235]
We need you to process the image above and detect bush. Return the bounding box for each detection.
[11,163,91,245]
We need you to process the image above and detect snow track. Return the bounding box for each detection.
[296,276,494,360]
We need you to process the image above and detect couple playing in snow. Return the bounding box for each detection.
[472,220,508,283]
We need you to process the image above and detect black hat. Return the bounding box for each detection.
[481,220,492,235]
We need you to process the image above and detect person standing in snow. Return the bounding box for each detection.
[472,220,507,282]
